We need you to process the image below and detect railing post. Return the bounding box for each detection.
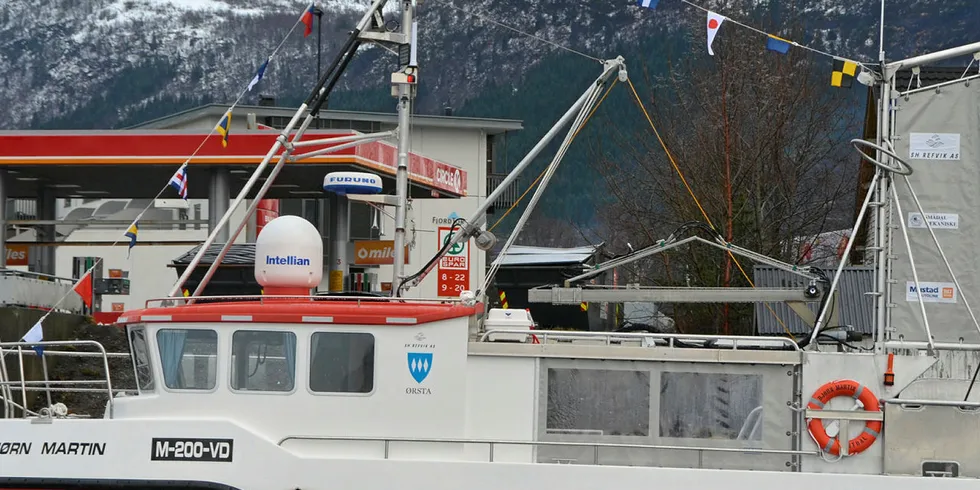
[16,345,27,417]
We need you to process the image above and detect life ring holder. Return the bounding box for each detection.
[806,379,883,457]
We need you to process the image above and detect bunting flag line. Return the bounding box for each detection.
[125,220,139,258]
[20,320,44,357]
[831,57,858,88]
[247,59,269,93]
[73,270,94,309]
[637,0,660,9]
[169,164,188,199]
[765,35,791,54]
[706,11,725,56]
[216,111,231,148]
[301,4,315,37]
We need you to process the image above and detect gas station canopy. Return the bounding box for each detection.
[0,130,468,199]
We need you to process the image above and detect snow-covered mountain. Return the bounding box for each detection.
[1,0,977,129]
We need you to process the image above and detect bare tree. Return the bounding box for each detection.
[589,2,861,334]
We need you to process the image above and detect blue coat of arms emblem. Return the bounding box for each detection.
[407,352,433,383]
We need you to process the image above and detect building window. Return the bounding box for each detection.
[546,368,650,436]
[309,332,374,394]
[156,329,218,390]
[129,327,154,392]
[659,372,764,440]
[230,330,296,392]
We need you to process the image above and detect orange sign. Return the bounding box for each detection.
[5,244,29,266]
[943,287,954,299]
[108,269,124,278]
[111,303,126,312]
[353,240,410,265]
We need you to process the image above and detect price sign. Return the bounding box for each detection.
[437,226,470,297]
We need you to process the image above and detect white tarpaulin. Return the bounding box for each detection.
[890,79,980,343]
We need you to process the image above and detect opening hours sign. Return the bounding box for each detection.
[437,226,470,297]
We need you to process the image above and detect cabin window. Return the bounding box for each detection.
[156,329,218,390]
[128,327,154,392]
[230,330,296,392]
[309,332,375,394]
[659,372,763,441]
[546,368,650,436]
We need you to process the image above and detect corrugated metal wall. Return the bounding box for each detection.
[753,265,875,336]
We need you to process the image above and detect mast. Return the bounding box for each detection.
[873,0,889,352]
[391,0,417,294]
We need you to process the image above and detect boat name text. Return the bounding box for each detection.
[0,441,106,456]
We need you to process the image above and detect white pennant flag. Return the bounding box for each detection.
[707,11,726,56]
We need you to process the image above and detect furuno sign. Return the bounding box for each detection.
[353,240,410,265]
[265,255,311,266]
[151,438,233,462]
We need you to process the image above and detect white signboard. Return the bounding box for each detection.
[437,228,469,271]
[909,133,961,160]
[908,212,959,230]
[906,281,957,304]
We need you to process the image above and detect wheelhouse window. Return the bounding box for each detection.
[156,329,218,390]
[546,368,650,436]
[230,330,296,392]
[659,372,763,441]
[128,327,154,392]
[309,332,374,394]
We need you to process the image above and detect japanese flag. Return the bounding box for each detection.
[707,11,726,56]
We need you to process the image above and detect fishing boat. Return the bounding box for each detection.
[2,0,980,488]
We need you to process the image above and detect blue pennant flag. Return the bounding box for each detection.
[21,320,44,356]
[766,35,791,54]
[637,0,659,8]
[247,59,269,93]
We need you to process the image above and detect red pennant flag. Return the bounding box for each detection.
[74,271,93,309]
[301,5,314,37]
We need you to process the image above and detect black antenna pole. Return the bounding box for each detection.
[314,5,324,81]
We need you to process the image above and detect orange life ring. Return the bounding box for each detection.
[806,379,882,456]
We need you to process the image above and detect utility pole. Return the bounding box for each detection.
[391,0,417,295]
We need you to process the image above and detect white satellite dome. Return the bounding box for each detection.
[254,215,323,293]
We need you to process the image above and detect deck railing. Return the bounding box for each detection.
[277,435,815,469]
[0,340,121,419]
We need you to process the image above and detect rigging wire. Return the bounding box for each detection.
[677,0,874,65]
[25,5,314,325]
[442,3,603,63]
[624,78,795,339]
[486,80,619,233]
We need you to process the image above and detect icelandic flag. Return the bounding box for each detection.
[247,59,269,93]
[125,220,139,257]
[766,35,791,54]
[169,164,188,200]
[706,11,726,56]
[301,4,315,37]
[637,0,659,8]
[21,320,44,356]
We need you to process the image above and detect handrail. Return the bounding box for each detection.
[479,329,801,351]
[0,349,130,359]
[144,294,468,309]
[0,268,78,286]
[0,340,115,418]
[884,340,980,352]
[884,398,980,408]
[277,435,815,468]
